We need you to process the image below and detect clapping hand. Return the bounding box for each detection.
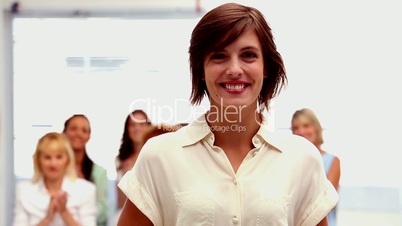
[46,196,59,221]
[47,191,68,220]
[55,191,68,213]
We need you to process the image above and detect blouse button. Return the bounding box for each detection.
[233,178,237,185]
[232,216,239,224]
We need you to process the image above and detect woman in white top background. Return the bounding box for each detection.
[13,132,97,226]
[291,108,341,226]
[117,3,338,226]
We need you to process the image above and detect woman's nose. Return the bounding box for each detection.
[226,58,243,77]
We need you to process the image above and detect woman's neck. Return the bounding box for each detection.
[207,105,262,147]
[317,147,325,155]
[74,148,86,178]
[132,141,143,155]
[74,148,85,165]
[44,177,63,195]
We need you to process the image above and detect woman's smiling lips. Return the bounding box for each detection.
[220,82,250,94]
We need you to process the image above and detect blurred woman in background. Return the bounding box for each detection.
[291,108,341,226]
[63,114,109,226]
[114,110,152,223]
[13,132,97,226]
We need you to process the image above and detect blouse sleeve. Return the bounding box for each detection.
[294,139,339,226]
[118,142,163,226]
[13,182,29,226]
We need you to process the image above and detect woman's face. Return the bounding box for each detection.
[128,112,149,144]
[63,116,90,151]
[291,117,318,145]
[203,29,265,109]
[39,142,69,181]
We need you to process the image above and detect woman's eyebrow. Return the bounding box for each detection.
[241,46,260,51]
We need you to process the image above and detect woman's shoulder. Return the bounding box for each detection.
[136,129,185,163]
[143,128,183,150]
[322,151,340,159]
[264,131,322,161]
[92,162,107,174]
[261,130,316,152]
[66,178,95,193]
[64,178,96,199]
[74,177,96,189]
[114,156,121,167]
[16,180,37,194]
[90,163,108,183]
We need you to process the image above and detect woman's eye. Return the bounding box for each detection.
[243,52,257,58]
[43,155,51,160]
[211,53,226,60]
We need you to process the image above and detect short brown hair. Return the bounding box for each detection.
[189,3,287,109]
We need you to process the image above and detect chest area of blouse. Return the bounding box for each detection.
[20,186,85,222]
[21,196,83,226]
[158,143,299,226]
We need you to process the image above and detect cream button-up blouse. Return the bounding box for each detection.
[119,114,338,226]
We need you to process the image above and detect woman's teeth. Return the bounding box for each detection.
[225,84,244,91]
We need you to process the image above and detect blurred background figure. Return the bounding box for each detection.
[13,132,97,226]
[113,110,152,223]
[113,121,186,225]
[291,108,341,226]
[63,114,109,226]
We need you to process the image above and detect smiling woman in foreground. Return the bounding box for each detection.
[117,3,338,226]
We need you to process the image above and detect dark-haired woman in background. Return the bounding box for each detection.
[113,110,152,223]
[63,114,108,226]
